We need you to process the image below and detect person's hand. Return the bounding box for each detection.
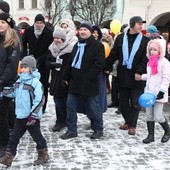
[135,73,141,81]
[156,91,164,100]
[104,70,110,76]
[26,114,36,126]
[61,80,68,87]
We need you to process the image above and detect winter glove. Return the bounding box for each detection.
[50,62,62,69]
[156,91,164,100]
[61,80,68,87]
[26,114,37,126]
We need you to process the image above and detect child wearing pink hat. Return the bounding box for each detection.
[138,38,170,144]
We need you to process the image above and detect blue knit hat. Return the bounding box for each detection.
[80,21,92,32]
[146,25,158,34]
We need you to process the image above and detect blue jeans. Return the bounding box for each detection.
[54,96,67,125]
[7,119,47,156]
[66,93,103,134]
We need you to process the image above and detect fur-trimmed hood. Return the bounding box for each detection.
[147,38,166,58]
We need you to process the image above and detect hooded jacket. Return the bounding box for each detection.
[141,38,170,103]
[3,70,44,119]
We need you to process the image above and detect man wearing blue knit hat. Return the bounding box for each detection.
[61,21,105,140]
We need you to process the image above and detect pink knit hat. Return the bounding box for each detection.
[147,38,166,58]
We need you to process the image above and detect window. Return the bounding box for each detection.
[32,0,37,8]
[19,0,24,9]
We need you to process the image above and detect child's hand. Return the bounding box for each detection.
[156,91,164,100]
[26,114,36,126]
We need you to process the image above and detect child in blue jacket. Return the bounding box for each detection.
[0,55,49,167]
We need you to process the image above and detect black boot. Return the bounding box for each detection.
[143,121,154,144]
[52,123,66,132]
[159,120,170,143]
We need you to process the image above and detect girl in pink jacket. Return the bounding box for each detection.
[141,38,170,144]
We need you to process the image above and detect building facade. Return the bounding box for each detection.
[122,0,170,41]
[2,0,170,41]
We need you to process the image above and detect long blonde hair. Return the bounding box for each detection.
[3,25,20,48]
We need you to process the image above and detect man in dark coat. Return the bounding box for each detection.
[22,14,53,112]
[61,21,105,139]
[105,16,149,135]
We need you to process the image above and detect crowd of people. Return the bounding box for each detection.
[0,0,170,168]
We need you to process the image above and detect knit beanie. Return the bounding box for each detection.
[0,1,10,13]
[101,28,109,35]
[129,16,146,28]
[53,28,67,41]
[146,25,158,34]
[0,13,13,28]
[20,55,37,72]
[80,21,92,32]
[34,14,45,23]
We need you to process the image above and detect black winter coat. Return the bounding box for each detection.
[62,35,105,96]
[105,32,149,89]
[48,52,71,97]
[22,25,53,65]
[0,35,20,90]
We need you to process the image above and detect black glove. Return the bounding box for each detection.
[61,80,68,87]
[50,62,62,69]
[156,91,164,100]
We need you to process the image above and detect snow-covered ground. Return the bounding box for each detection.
[1,95,170,170]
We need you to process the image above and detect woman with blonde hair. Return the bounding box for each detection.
[0,12,20,157]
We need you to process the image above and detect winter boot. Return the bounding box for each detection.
[34,148,49,165]
[143,121,155,144]
[159,120,170,143]
[0,149,15,167]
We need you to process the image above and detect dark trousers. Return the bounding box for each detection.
[119,87,143,127]
[111,76,119,105]
[66,93,103,134]
[0,97,12,146]
[38,64,50,112]
[8,99,16,130]
[8,119,47,156]
[54,96,67,125]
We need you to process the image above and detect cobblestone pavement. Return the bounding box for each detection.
[1,95,170,170]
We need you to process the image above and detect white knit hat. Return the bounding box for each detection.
[147,38,166,58]
[101,28,109,35]
[53,27,66,41]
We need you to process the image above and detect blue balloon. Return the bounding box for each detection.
[138,93,156,108]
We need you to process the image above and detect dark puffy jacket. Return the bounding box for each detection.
[0,35,20,90]
[48,52,71,97]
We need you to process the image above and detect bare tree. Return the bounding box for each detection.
[68,0,117,25]
[42,0,65,26]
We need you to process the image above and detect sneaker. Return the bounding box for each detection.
[119,123,129,130]
[128,127,136,135]
[90,132,103,139]
[60,131,77,140]
[52,123,66,132]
